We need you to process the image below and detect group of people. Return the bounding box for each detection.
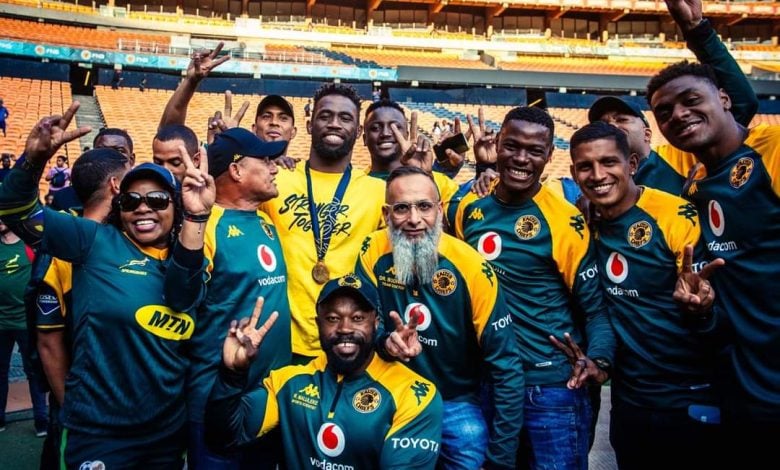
[0,0,777,468]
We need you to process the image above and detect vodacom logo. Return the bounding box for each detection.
[605,252,628,284]
[477,232,502,261]
[404,303,432,331]
[257,244,277,272]
[316,422,345,457]
[708,200,725,237]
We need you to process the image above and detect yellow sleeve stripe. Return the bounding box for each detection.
[433,172,459,209]
[365,357,437,439]
[37,324,65,330]
[0,196,38,217]
[745,124,780,199]
[259,355,328,436]
[536,187,591,291]
[654,145,699,177]
[453,191,480,241]
[438,235,498,342]
[42,259,71,317]
[203,206,224,276]
[636,188,702,273]
[358,230,393,288]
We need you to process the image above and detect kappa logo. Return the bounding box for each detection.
[410,380,431,405]
[481,261,495,287]
[257,244,277,272]
[78,461,105,470]
[360,236,371,255]
[477,232,502,261]
[404,303,432,331]
[227,225,244,238]
[316,423,346,457]
[299,384,320,399]
[729,157,754,189]
[605,252,628,284]
[569,214,586,240]
[352,387,381,413]
[431,269,457,296]
[627,221,652,248]
[707,200,725,237]
[468,208,484,221]
[515,215,541,240]
[677,203,698,226]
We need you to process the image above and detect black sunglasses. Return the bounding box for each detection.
[118,191,172,212]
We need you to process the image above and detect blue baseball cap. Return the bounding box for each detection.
[316,274,381,314]
[588,96,650,128]
[120,162,179,193]
[207,128,287,178]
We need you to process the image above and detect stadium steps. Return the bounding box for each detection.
[73,94,106,151]
[303,47,381,68]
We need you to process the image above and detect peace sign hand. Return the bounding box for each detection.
[206,91,250,143]
[187,42,230,82]
[25,102,91,166]
[664,0,703,32]
[223,297,279,371]
[180,143,215,216]
[384,310,422,362]
[467,108,497,165]
[549,332,608,389]
[673,245,724,315]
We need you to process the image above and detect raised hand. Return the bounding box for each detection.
[180,143,215,217]
[673,245,724,315]
[467,108,497,165]
[470,168,499,197]
[207,91,250,142]
[223,297,279,371]
[187,42,230,82]
[549,332,608,389]
[436,117,466,170]
[384,310,422,362]
[664,0,703,32]
[25,102,91,166]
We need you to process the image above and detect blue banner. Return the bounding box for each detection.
[0,39,397,81]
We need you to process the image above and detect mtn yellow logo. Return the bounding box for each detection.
[227,225,244,238]
[136,305,194,340]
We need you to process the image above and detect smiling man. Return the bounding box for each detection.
[205,277,443,469]
[356,166,523,470]
[569,121,724,469]
[647,56,780,466]
[452,106,615,470]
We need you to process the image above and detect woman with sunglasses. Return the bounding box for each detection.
[0,103,216,468]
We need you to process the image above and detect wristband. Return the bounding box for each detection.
[183,211,211,223]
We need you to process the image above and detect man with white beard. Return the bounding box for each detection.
[355,166,524,470]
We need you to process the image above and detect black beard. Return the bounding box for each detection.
[321,332,375,376]
[313,132,358,161]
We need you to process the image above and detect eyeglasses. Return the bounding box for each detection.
[386,200,438,216]
[118,191,172,212]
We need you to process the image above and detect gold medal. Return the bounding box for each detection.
[312,260,330,284]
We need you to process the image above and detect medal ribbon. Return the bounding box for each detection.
[306,162,352,263]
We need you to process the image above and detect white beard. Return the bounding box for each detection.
[388,212,443,286]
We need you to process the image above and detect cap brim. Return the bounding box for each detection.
[257,95,295,120]
[588,97,640,123]
[241,139,289,159]
[317,285,377,312]
[120,167,177,193]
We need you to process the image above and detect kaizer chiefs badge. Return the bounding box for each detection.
[627,221,652,248]
[431,269,457,296]
[259,220,274,240]
[729,157,754,189]
[338,273,362,289]
[353,388,381,413]
[514,215,541,240]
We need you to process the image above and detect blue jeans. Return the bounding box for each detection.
[518,385,592,470]
[0,329,48,423]
[437,400,488,470]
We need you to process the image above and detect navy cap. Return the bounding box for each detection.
[256,95,295,124]
[317,274,380,314]
[207,128,287,178]
[120,162,178,193]
[588,96,650,127]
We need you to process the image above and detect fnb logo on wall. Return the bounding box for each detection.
[257,244,277,272]
[316,422,345,457]
[605,252,628,284]
[477,232,502,261]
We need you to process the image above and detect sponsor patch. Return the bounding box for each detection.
[431,269,456,296]
[316,423,345,457]
[514,215,541,240]
[627,221,652,248]
[352,388,381,413]
[135,305,194,340]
